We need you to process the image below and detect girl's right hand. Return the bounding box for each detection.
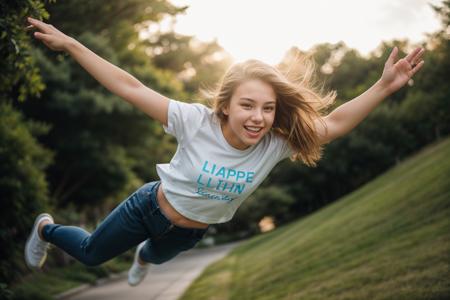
[26,17,72,52]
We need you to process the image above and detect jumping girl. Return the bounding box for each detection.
[24,17,424,286]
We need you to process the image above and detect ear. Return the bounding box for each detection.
[222,105,229,116]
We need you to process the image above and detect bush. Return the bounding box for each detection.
[0,102,53,283]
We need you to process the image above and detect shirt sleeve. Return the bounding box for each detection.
[163,99,206,145]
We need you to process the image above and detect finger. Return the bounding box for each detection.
[34,31,51,42]
[386,47,398,67]
[25,25,34,31]
[405,47,421,64]
[410,60,424,77]
[27,17,51,33]
[411,48,425,66]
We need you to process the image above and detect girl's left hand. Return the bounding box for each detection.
[380,46,425,94]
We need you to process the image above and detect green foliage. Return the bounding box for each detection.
[0,0,50,102]
[17,68,146,208]
[10,287,52,300]
[0,0,55,289]
[146,32,233,97]
[0,283,14,300]
[0,102,53,283]
[46,0,185,37]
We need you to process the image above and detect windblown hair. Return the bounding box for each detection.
[205,54,336,167]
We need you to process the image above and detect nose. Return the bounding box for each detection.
[250,109,263,122]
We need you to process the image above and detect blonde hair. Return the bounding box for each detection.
[205,54,336,167]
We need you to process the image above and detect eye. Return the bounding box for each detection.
[264,106,275,112]
[241,103,252,109]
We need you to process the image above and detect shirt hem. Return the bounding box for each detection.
[159,183,232,224]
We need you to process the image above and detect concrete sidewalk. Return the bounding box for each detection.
[62,242,241,300]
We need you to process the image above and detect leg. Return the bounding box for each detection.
[127,226,207,286]
[38,219,51,239]
[127,182,209,286]
[140,225,208,265]
[42,190,151,266]
[137,253,147,266]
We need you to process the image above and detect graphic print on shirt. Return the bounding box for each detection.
[196,160,255,203]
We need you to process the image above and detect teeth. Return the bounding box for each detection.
[245,126,262,132]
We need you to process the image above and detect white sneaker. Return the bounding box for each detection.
[24,213,54,270]
[128,241,150,286]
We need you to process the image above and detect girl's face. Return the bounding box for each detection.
[221,79,277,150]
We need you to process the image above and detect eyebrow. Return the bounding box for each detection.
[239,97,276,105]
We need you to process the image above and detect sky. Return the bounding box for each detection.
[162,0,443,64]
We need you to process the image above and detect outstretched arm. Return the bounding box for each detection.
[315,46,425,145]
[27,17,169,126]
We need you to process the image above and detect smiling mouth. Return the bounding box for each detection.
[244,126,263,137]
[244,126,263,132]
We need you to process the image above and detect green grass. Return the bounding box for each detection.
[180,137,450,300]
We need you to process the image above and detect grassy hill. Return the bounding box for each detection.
[181,137,450,300]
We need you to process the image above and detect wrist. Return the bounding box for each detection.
[63,37,79,54]
[374,79,393,99]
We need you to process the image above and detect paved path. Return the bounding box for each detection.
[65,242,241,300]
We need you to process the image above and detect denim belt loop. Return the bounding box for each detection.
[150,182,170,220]
[148,181,162,215]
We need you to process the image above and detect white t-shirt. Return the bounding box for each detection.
[156,99,293,224]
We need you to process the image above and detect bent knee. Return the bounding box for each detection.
[147,255,173,265]
[81,256,106,267]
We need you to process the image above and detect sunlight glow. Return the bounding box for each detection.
[169,0,443,64]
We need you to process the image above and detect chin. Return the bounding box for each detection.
[242,131,267,145]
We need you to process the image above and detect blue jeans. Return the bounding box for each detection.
[42,181,208,266]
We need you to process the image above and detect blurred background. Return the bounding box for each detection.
[1,0,449,299]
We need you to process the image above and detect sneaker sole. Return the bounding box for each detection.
[24,213,54,270]
[128,242,148,286]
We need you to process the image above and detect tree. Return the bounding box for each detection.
[0,102,53,283]
[145,32,233,97]
[0,0,48,102]
[0,0,53,285]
